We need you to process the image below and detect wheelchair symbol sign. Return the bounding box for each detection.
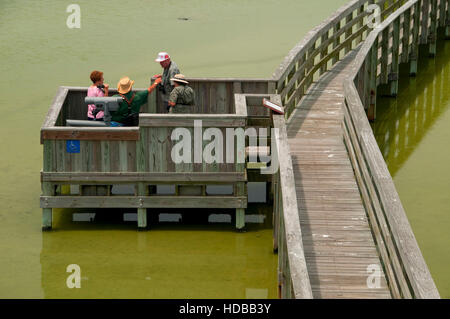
[66,140,80,153]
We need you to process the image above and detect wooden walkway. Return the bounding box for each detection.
[286,48,391,299]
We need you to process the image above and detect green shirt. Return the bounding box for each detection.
[111,90,148,123]
[168,85,195,106]
[161,61,180,101]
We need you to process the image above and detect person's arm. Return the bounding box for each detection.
[168,88,178,107]
[148,77,162,93]
[104,83,109,97]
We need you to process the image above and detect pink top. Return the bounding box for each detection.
[87,86,105,119]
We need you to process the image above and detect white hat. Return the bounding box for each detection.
[155,52,170,62]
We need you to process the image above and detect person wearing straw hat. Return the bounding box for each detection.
[154,52,180,112]
[110,76,161,126]
[168,74,195,114]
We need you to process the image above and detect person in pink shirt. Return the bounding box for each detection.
[87,70,109,120]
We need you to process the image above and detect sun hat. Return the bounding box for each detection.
[117,76,134,94]
[155,52,170,62]
[170,74,189,84]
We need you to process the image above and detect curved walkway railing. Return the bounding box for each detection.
[342,0,445,299]
[272,0,414,117]
[272,113,313,299]
[270,0,446,298]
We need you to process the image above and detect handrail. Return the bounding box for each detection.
[272,0,366,82]
[42,86,68,128]
[273,112,313,299]
[271,0,410,117]
[342,0,444,298]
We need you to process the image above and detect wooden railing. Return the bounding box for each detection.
[352,0,449,119]
[271,0,412,118]
[149,78,271,114]
[342,0,447,298]
[272,111,313,299]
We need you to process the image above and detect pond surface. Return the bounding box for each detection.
[0,0,348,298]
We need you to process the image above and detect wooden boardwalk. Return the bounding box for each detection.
[286,48,391,298]
[41,0,445,299]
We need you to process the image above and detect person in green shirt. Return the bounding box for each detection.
[111,76,161,126]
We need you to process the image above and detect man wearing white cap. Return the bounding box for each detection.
[154,52,180,111]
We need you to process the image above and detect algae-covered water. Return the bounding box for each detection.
[373,40,450,298]
[0,0,348,298]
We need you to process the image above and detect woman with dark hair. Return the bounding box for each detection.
[87,70,109,121]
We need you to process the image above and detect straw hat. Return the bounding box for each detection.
[117,76,134,94]
[170,74,189,84]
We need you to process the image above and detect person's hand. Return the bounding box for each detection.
[154,77,162,85]
[104,83,109,89]
[152,74,162,79]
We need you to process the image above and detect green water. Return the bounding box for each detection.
[373,40,450,298]
[0,0,348,298]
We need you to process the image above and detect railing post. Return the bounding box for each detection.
[235,182,246,231]
[304,46,315,94]
[356,4,364,44]
[320,31,329,75]
[345,12,354,54]
[148,78,157,113]
[136,126,148,230]
[332,22,341,66]
[137,183,148,230]
[268,81,276,94]
[410,1,421,76]
[428,0,438,57]
[445,0,450,39]
[389,18,400,97]
[368,43,378,121]
[420,0,430,45]
[381,27,389,84]
[42,140,54,231]
[401,8,411,64]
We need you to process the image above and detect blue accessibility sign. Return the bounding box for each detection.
[66,140,80,153]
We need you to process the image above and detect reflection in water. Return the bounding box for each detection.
[373,43,450,177]
[373,39,450,297]
[40,206,277,299]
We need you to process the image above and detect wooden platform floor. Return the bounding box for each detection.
[286,48,392,299]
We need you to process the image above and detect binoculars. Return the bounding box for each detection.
[84,96,123,126]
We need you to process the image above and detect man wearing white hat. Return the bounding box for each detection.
[154,52,180,111]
